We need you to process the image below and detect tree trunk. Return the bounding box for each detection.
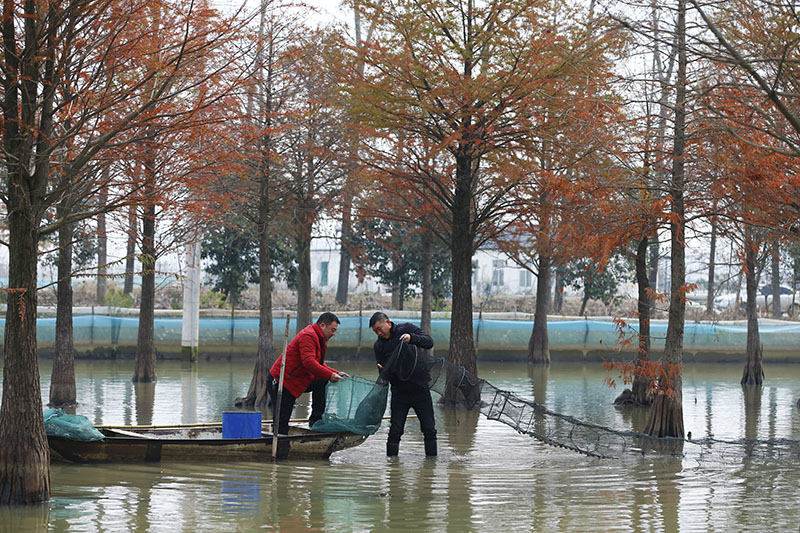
[635,235,652,360]
[528,252,551,364]
[421,230,433,336]
[447,156,477,380]
[336,194,352,306]
[391,282,401,310]
[553,267,564,314]
[794,258,800,319]
[445,152,478,404]
[770,240,781,318]
[648,240,659,317]
[633,235,653,405]
[616,235,653,406]
[643,393,684,438]
[446,228,478,405]
[239,21,279,406]
[50,217,77,407]
[229,298,236,353]
[706,219,716,315]
[742,235,764,385]
[237,149,278,407]
[124,203,137,295]
[644,219,686,432]
[0,208,50,504]
[645,0,686,439]
[398,280,406,311]
[734,269,744,316]
[0,0,52,502]
[96,178,108,304]
[578,293,589,316]
[132,193,157,383]
[295,217,313,333]
[336,3,370,308]
[248,210,277,407]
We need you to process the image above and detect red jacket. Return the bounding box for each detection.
[269,323,337,398]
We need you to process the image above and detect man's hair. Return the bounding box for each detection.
[317,312,340,326]
[369,311,389,328]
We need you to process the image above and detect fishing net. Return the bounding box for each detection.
[311,342,480,436]
[475,382,800,461]
[315,342,800,461]
[44,408,104,442]
[428,358,800,461]
[311,375,389,435]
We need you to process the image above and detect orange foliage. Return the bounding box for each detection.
[697,84,800,235]
[602,358,683,398]
[0,288,29,331]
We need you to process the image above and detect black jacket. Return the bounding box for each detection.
[373,322,434,389]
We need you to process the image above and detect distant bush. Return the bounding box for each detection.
[201,289,227,309]
[104,288,133,308]
[160,284,183,310]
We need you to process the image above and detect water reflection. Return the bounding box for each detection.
[382,459,437,529]
[0,501,49,533]
[636,455,683,531]
[2,360,800,531]
[134,382,155,426]
[528,363,549,405]
[220,467,261,517]
[442,407,477,532]
[133,466,153,532]
[742,385,762,442]
[442,405,479,456]
[615,403,650,433]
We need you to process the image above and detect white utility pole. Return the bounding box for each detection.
[181,239,202,360]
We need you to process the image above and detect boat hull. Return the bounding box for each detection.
[48,424,367,463]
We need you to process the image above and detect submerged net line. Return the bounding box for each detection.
[398,346,800,461]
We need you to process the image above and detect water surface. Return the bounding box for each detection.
[1,359,799,532]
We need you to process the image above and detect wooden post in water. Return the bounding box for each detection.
[272,314,291,459]
[357,301,363,355]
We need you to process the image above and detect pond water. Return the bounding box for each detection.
[1,359,800,532]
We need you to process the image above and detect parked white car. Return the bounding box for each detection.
[713,286,800,317]
[760,285,800,317]
[713,292,743,312]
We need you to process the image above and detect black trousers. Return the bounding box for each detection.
[388,383,437,445]
[267,375,327,435]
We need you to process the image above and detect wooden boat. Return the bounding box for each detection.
[48,423,368,463]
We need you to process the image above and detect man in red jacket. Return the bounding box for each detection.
[268,312,347,435]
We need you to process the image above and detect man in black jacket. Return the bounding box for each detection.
[369,311,437,457]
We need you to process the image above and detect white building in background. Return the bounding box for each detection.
[470,245,538,297]
[10,230,542,298]
[2,222,688,303]
[308,236,542,298]
[304,236,386,296]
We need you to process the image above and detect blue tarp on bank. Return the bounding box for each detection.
[2,315,800,358]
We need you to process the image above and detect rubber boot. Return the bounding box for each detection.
[424,439,437,457]
[386,441,399,457]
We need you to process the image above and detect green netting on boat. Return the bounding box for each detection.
[44,408,104,442]
[311,376,389,435]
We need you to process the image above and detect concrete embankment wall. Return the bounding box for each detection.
[3,308,800,363]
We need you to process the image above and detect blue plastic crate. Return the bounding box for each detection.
[222,411,262,439]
